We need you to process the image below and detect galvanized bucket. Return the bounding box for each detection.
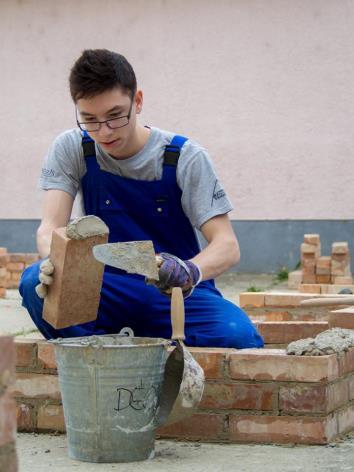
[51,333,170,463]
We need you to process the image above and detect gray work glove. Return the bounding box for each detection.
[35,259,54,299]
[147,252,202,298]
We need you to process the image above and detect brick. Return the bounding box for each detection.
[331,254,351,276]
[43,227,108,329]
[316,275,331,284]
[0,287,6,298]
[189,348,227,379]
[327,284,354,294]
[329,309,354,329]
[302,274,317,284]
[157,413,225,440]
[304,234,320,245]
[37,342,57,369]
[349,375,354,401]
[0,442,18,472]
[0,268,6,278]
[287,270,302,289]
[332,242,349,255]
[333,276,353,284]
[301,243,317,254]
[0,248,7,256]
[6,262,25,272]
[239,292,265,308]
[0,392,17,447]
[37,404,65,432]
[299,284,321,294]
[264,293,309,307]
[337,403,354,434]
[200,382,277,410]
[10,272,21,282]
[0,337,16,392]
[0,254,10,266]
[10,373,61,400]
[229,414,337,444]
[16,402,35,431]
[229,349,339,382]
[14,339,37,368]
[279,379,348,414]
[256,321,328,345]
[338,348,354,376]
[9,253,39,264]
[316,256,331,274]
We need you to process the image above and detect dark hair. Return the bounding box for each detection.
[69,49,137,102]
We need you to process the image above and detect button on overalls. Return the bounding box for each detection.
[20,133,264,348]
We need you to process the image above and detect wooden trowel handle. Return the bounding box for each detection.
[301,296,354,307]
[171,287,186,341]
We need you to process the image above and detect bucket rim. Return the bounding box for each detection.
[49,334,171,349]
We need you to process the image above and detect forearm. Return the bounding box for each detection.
[190,235,240,281]
[36,225,54,259]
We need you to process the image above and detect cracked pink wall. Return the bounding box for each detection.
[1,0,353,220]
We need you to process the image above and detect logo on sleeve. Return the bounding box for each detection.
[211,180,226,206]
[41,168,55,178]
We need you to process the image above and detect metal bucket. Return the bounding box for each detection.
[51,333,170,463]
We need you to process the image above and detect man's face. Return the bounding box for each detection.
[76,87,141,158]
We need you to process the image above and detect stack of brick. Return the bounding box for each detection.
[0,248,9,298]
[0,337,18,471]
[12,338,354,445]
[6,253,40,289]
[288,234,353,293]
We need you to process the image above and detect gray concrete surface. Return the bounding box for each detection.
[17,432,354,472]
[4,274,354,471]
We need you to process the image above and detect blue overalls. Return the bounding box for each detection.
[20,132,264,348]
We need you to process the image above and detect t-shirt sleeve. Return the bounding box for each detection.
[177,142,233,230]
[39,131,84,198]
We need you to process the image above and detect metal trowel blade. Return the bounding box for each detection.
[93,240,159,280]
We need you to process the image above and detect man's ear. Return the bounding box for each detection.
[135,90,143,114]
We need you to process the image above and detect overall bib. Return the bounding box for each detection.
[20,133,264,348]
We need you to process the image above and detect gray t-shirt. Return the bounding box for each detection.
[39,127,233,230]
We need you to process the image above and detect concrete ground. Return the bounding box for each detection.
[2,273,354,471]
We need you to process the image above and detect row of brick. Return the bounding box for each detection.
[0,249,39,294]
[0,337,18,471]
[12,339,354,444]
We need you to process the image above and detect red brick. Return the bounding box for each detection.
[157,413,225,440]
[16,403,35,431]
[0,268,6,278]
[316,275,331,283]
[301,243,317,254]
[229,414,337,444]
[14,339,37,368]
[304,234,320,245]
[189,348,228,379]
[200,382,277,410]
[333,276,353,285]
[239,293,265,308]
[228,349,339,382]
[299,284,321,294]
[0,392,17,447]
[316,256,331,274]
[37,342,57,369]
[10,373,61,400]
[0,288,6,298]
[6,262,25,272]
[256,321,328,345]
[338,348,354,376]
[0,337,16,390]
[279,379,348,414]
[0,248,7,256]
[337,403,354,434]
[329,309,354,329]
[37,404,65,432]
[264,293,309,307]
[332,242,349,255]
[287,270,302,289]
[302,274,317,284]
[349,375,354,401]
[9,253,39,264]
[10,272,21,282]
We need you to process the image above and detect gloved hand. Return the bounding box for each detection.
[35,259,54,299]
[148,252,202,298]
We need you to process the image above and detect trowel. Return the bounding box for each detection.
[93,240,160,280]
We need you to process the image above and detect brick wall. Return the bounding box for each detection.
[0,249,39,296]
[0,337,18,472]
[12,338,354,445]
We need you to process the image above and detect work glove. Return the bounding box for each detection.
[148,252,202,298]
[35,259,54,299]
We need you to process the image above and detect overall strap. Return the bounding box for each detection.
[81,131,96,158]
[163,135,188,166]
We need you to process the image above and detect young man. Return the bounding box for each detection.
[20,49,263,348]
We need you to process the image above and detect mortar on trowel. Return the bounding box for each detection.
[45,225,204,462]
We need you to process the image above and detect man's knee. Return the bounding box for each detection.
[19,260,41,299]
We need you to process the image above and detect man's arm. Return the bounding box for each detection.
[36,190,74,258]
[190,214,240,281]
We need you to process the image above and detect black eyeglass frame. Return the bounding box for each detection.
[76,100,134,132]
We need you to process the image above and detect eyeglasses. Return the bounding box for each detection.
[76,100,134,132]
